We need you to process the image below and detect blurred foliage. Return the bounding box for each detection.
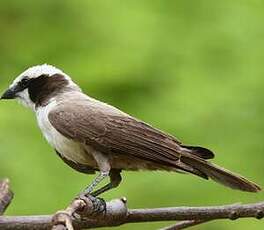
[0,1,264,229]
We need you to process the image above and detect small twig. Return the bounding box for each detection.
[160,220,209,230]
[0,179,13,215]
[52,198,86,230]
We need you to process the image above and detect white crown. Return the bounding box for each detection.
[11,64,72,88]
[21,64,65,78]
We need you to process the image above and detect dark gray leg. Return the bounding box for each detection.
[82,171,109,195]
[78,171,110,214]
[91,169,122,197]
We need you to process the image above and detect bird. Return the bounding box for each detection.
[0,64,261,197]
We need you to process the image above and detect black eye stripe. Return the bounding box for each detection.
[21,78,29,83]
[19,77,31,89]
[21,79,29,85]
[27,73,68,106]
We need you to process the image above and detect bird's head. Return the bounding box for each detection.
[1,64,80,110]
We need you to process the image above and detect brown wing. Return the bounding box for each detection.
[48,100,261,193]
[48,100,184,167]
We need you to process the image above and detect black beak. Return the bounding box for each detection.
[0,88,17,100]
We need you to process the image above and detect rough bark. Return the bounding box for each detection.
[0,179,13,215]
[0,178,263,230]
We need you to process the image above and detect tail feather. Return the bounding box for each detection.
[174,160,209,180]
[182,145,215,159]
[181,154,261,193]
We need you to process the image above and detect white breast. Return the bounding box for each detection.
[36,100,95,166]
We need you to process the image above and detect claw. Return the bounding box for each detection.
[77,194,106,216]
[91,196,106,214]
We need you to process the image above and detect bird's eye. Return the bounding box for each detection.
[20,78,30,88]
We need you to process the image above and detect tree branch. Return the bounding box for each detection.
[0,197,263,229]
[0,178,263,229]
[0,179,13,215]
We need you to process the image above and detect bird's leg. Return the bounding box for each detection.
[77,150,112,214]
[81,150,111,196]
[82,171,109,195]
[78,171,109,214]
[91,169,122,197]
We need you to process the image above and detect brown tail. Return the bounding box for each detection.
[180,152,261,193]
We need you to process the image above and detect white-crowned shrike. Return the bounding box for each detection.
[1,64,261,197]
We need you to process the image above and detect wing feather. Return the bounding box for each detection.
[48,101,183,167]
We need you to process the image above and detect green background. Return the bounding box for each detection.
[0,1,264,229]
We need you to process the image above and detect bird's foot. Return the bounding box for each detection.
[77,193,106,215]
